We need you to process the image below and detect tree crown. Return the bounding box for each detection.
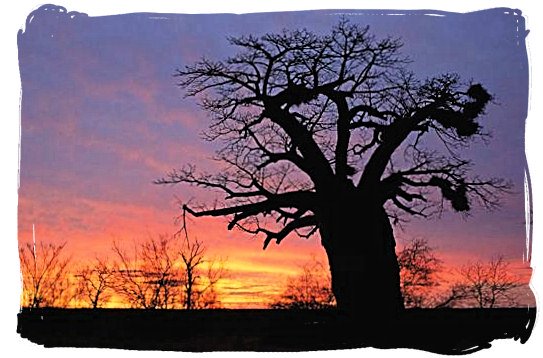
[158,19,508,248]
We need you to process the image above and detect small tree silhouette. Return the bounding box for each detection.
[111,235,225,309]
[19,241,74,308]
[112,236,181,309]
[180,235,226,309]
[397,238,442,308]
[270,257,335,309]
[76,257,114,309]
[454,256,520,308]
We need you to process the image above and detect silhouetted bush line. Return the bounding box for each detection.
[19,235,226,309]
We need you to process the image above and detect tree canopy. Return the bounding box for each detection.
[158,19,507,249]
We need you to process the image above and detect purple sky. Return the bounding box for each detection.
[17,6,532,305]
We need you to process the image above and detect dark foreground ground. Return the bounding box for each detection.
[18,307,535,354]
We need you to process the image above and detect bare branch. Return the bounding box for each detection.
[160,19,507,275]
[19,241,74,308]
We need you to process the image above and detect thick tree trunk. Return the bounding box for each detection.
[320,204,404,319]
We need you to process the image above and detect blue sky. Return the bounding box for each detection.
[18,7,531,267]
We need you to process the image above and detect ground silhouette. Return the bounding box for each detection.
[18,307,535,353]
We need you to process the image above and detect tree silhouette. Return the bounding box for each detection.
[452,256,520,308]
[158,19,507,317]
[76,257,114,309]
[111,235,225,309]
[179,235,226,309]
[398,238,442,308]
[19,241,74,308]
[396,242,522,309]
[270,257,335,309]
[112,236,181,309]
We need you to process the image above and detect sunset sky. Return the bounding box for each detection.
[17,6,533,307]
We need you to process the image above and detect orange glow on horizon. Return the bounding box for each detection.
[18,226,535,309]
[18,175,535,309]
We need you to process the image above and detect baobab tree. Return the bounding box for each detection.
[158,19,507,317]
